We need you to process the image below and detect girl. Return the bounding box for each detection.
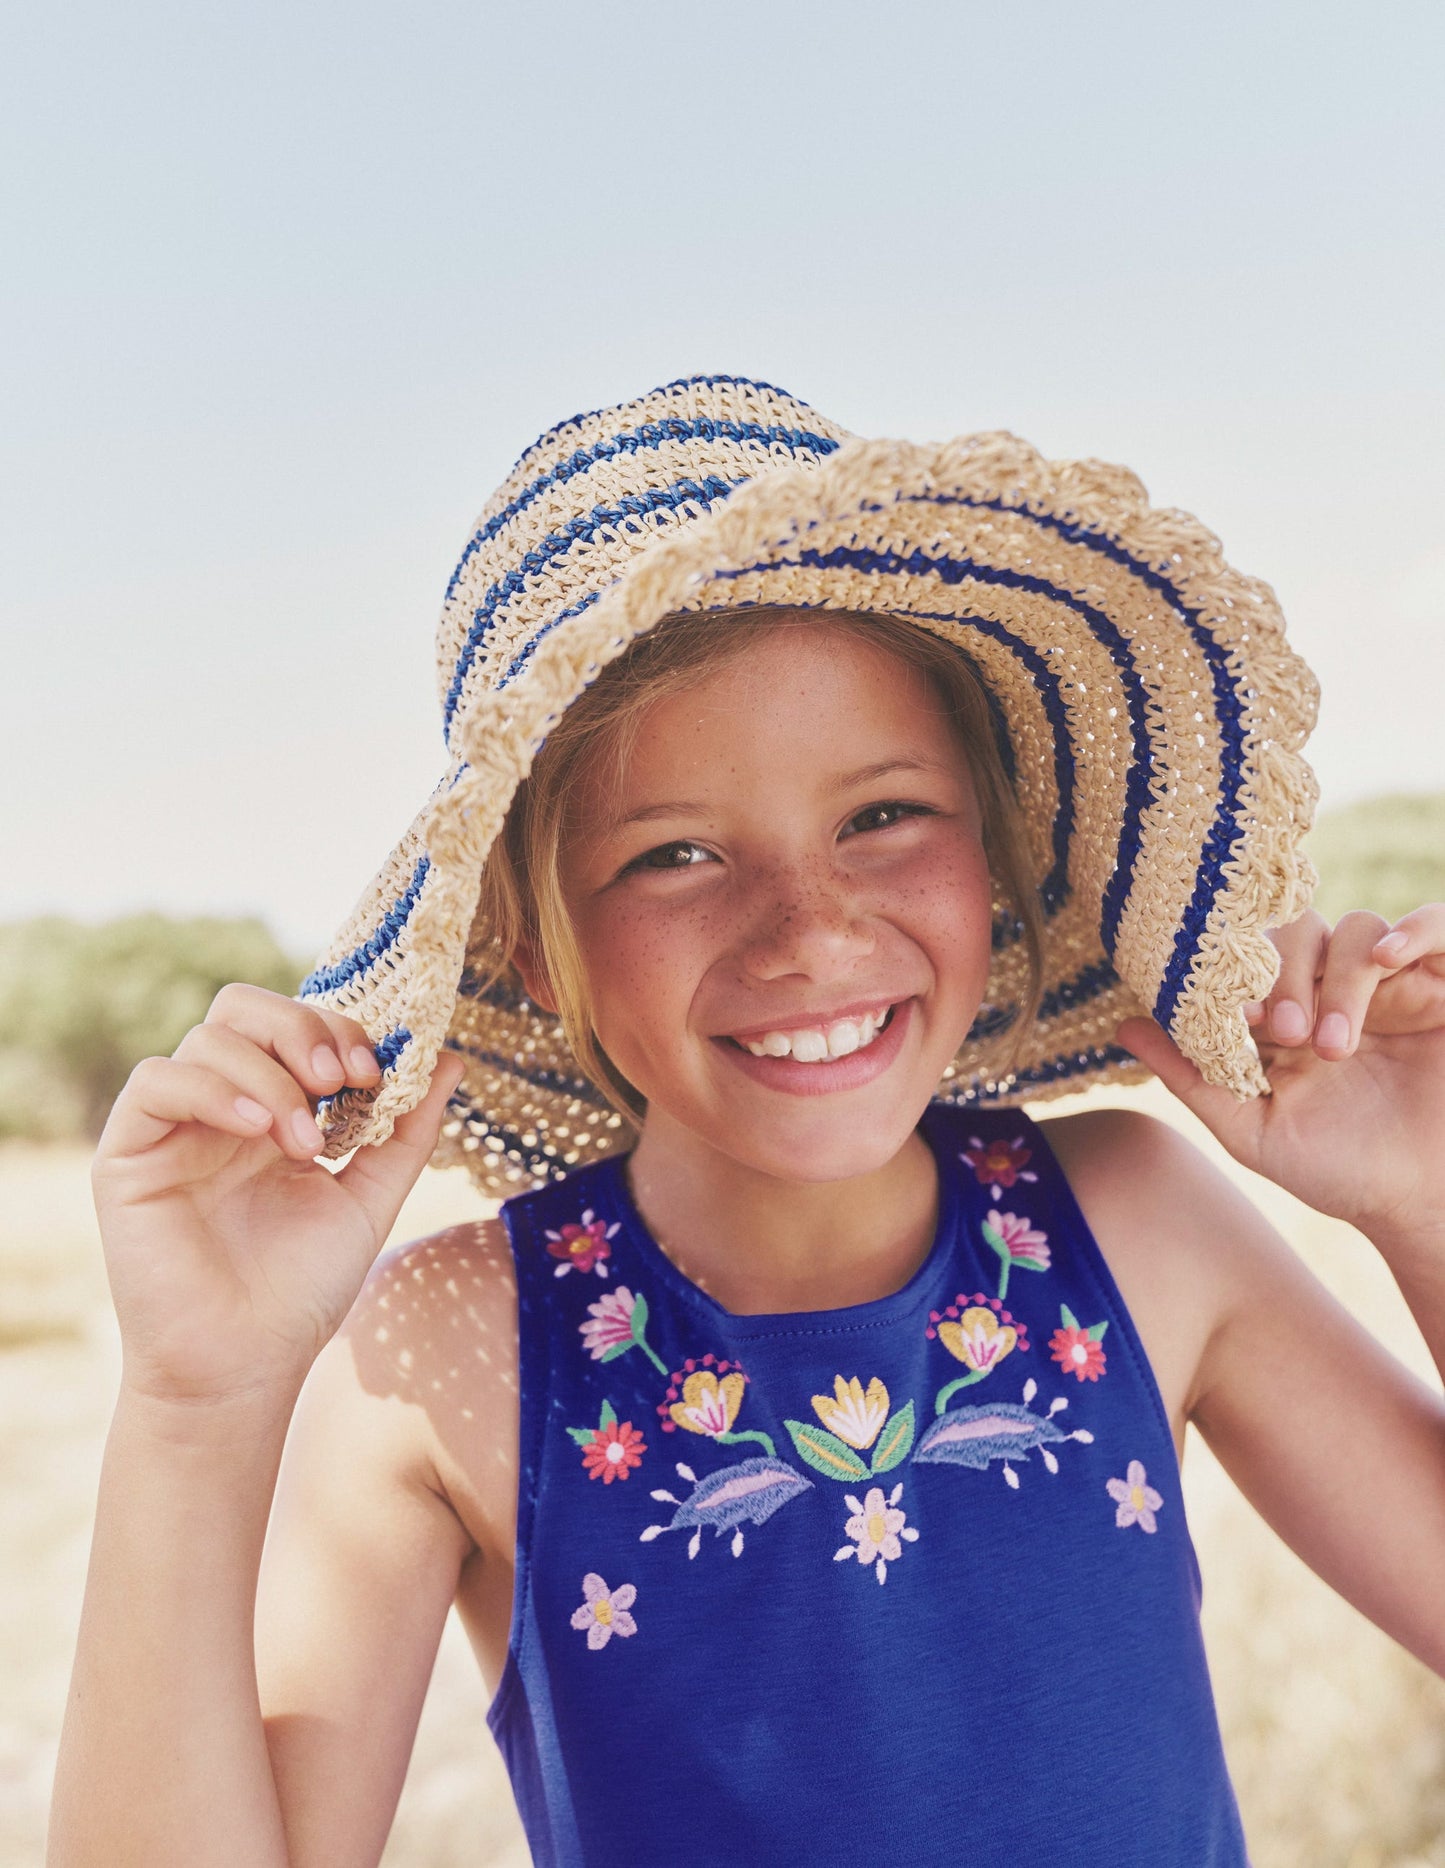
[54,376,1445,1867]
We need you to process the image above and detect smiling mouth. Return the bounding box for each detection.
[727,1004,898,1063]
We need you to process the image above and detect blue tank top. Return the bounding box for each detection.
[489,1105,1248,1867]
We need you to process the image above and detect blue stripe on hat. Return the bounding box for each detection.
[513,375,819,474]
[300,860,430,998]
[444,1039,610,1108]
[442,473,747,735]
[942,1043,1138,1103]
[910,495,1249,1032]
[445,418,841,605]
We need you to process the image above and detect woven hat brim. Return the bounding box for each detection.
[302,429,1317,1195]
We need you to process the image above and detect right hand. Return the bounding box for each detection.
[92,983,466,1407]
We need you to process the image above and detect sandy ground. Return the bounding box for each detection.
[3,1084,1444,1867]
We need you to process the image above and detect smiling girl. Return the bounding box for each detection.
[53,377,1445,1867]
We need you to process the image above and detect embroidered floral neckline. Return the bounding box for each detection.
[599,1108,972,1338]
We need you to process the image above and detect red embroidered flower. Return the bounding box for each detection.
[581,1419,646,1482]
[962,1135,1038,1198]
[1050,1326,1107,1382]
[545,1208,618,1277]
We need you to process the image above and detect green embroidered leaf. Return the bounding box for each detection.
[599,1397,618,1428]
[1060,1303,1080,1331]
[565,1425,596,1446]
[784,1419,869,1481]
[981,1218,1006,1256]
[1012,1254,1049,1272]
[1087,1320,1109,1342]
[869,1400,916,1475]
[598,1340,632,1362]
[629,1291,650,1338]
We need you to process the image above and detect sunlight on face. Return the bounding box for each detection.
[559,620,996,1184]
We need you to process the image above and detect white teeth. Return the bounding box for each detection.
[739,1007,893,1063]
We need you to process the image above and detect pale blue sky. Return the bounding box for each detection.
[5,1,1443,955]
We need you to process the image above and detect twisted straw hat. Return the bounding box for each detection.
[301,373,1319,1197]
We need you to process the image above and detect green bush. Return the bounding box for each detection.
[0,916,302,1142]
[1306,793,1445,927]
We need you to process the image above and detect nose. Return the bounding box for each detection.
[736,861,876,984]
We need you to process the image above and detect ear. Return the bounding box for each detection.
[514,937,559,1015]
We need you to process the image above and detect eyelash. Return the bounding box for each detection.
[622,802,936,874]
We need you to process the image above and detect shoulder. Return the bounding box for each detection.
[305,1216,520,1559]
[1030,1105,1275,1436]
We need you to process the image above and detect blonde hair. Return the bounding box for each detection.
[474,607,1046,1118]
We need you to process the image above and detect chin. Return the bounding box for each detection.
[709,1100,931,1186]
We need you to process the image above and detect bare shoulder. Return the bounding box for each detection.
[337,1214,520,1555]
[1032,1106,1275,1441]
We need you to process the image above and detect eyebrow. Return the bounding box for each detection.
[605,757,954,832]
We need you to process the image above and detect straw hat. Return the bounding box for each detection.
[301,373,1319,1196]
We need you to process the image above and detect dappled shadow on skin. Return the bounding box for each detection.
[344,1217,521,1684]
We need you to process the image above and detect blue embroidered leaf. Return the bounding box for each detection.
[913,1402,1068,1471]
[869,1402,916,1475]
[783,1420,869,1481]
[655,1457,813,1537]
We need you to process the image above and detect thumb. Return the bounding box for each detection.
[1115,1016,1258,1148]
[332,1051,467,1235]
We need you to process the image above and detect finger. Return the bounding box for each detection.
[206,984,380,1098]
[173,1023,329,1159]
[1373,903,1445,970]
[1262,910,1330,1046]
[97,1055,285,1161]
[332,1052,468,1232]
[1313,909,1391,1057]
[1115,1016,1257,1144]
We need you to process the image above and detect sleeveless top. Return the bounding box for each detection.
[489,1104,1249,1868]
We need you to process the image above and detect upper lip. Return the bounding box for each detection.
[717,997,902,1044]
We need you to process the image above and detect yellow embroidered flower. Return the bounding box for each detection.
[669,1369,747,1437]
[811,1375,890,1450]
[937,1306,1018,1374]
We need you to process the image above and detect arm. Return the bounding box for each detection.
[49,988,465,1868]
[1115,905,1445,1675]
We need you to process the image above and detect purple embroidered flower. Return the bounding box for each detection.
[1107,1460,1164,1533]
[570,1573,638,1648]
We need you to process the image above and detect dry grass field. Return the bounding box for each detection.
[3,1084,1444,1866]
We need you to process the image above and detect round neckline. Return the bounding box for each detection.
[601,1105,967,1338]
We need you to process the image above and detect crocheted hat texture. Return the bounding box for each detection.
[301,373,1319,1196]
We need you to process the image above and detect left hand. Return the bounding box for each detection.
[1118,905,1445,1246]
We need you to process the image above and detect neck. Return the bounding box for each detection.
[625,1111,939,1315]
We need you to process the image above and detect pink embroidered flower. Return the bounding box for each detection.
[579,1286,638,1357]
[1107,1460,1164,1533]
[1050,1326,1107,1382]
[982,1210,1050,1299]
[570,1573,638,1648]
[545,1208,619,1278]
[578,1286,669,1373]
[963,1135,1038,1199]
[581,1419,646,1483]
[833,1483,919,1584]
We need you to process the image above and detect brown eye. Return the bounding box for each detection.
[629,840,714,872]
[843,801,933,837]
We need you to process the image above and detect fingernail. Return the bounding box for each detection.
[311,1045,344,1084]
[1377,931,1408,958]
[1242,1001,1264,1024]
[234,1096,270,1127]
[1272,999,1310,1042]
[292,1109,324,1154]
[1317,1012,1350,1050]
[349,1044,380,1078]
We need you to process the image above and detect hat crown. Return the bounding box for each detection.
[434,375,853,739]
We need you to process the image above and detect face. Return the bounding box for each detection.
[542,621,996,1185]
